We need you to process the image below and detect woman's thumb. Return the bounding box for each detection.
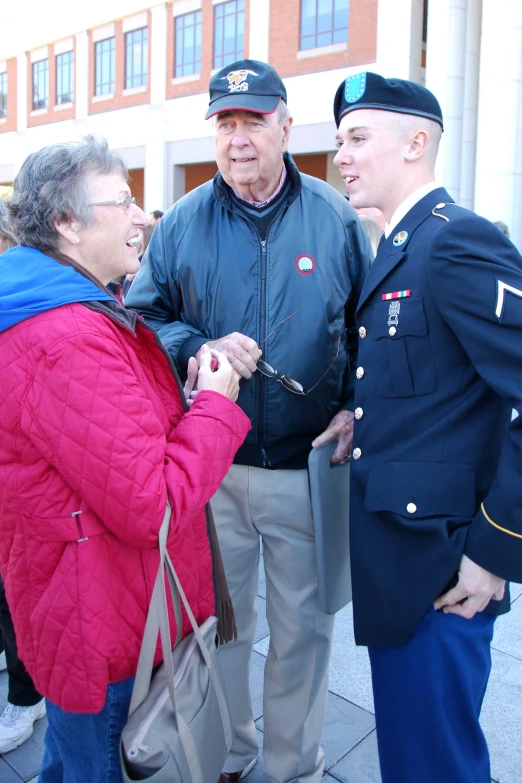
[199,344,211,368]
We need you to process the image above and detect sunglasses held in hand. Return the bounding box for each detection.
[257,312,341,396]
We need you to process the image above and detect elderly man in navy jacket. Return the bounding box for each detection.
[128,59,372,783]
[333,71,522,783]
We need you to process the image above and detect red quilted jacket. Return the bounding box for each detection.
[0,300,250,712]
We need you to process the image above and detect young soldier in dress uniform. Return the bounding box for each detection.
[332,72,522,782]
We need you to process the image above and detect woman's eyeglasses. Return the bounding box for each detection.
[257,312,341,396]
[88,195,137,214]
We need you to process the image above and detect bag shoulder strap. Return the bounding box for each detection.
[128,503,232,783]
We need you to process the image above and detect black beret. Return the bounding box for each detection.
[333,72,443,130]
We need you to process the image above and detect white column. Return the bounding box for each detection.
[172,164,186,203]
[150,3,167,105]
[459,0,482,210]
[75,31,89,125]
[16,52,27,133]
[248,0,270,62]
[326,151,345,195]
[14,52,28,177]
[146,4,168,212]
[425,0,468,202]
[376,0,423,81]
[145,105,167,212]
[475,0,522,251]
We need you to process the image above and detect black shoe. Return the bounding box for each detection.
[218,758,258,782]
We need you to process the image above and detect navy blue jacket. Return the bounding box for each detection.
[127,154,372,469]
[350,187,522,647]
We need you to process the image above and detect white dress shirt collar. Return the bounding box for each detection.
[384,181,440,238]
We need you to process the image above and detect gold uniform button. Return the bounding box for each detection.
[359,326,367,339]
[354,407,363,420]
[389,326,397,336]
[352,447,362,460]
[356,367,365,379]
[406,503,417,514]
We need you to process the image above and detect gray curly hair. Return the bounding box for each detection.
[0,199,17,248]
[8,135,128,251]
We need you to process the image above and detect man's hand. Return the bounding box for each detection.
[433,554,505,619]
[311,410,355,465]
[196,333,262,379]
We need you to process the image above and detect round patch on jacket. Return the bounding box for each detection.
[295,254,316,276]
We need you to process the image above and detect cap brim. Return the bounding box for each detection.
[205,94,280,120]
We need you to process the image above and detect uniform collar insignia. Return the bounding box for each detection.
[393,230,408,247]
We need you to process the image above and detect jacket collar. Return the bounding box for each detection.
[81,299,139,335]
[356,187,453,314]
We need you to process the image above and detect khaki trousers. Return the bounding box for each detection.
[212,465,335,783]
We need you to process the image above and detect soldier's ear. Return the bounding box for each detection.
[405,129,430,162]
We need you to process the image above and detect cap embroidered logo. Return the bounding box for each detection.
[223,69,258,92]
[345,72,367,103]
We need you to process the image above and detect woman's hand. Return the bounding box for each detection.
[190,345,241,403]
[183,356,199,406]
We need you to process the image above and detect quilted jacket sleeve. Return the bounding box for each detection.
[22,330,251,548]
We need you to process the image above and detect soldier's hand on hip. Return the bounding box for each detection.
[433,554,505,619]
[198,332,262,379]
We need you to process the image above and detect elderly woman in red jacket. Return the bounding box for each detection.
[0,136,250,782]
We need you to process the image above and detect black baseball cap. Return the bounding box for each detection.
[205,59,287,120]
[333,72,444,130]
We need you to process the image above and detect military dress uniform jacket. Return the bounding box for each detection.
[350,187,522,647]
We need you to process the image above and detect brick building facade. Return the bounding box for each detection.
[0,0,520,249]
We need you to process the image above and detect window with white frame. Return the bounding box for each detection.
[175,11,202,78]
[300,0,349,51]
[0,72,6,118]
[56,51,74,105]
[125,27,148,89]
[95,37,115,96]
[32,59,49,110]
[214,0,244,70]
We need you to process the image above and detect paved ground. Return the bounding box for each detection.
[1,561,521,782]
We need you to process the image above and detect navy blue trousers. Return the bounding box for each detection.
[368,607,494,783]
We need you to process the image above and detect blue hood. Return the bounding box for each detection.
[0,246,115,334]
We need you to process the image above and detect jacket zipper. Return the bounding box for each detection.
[233,214,280,469]
[128,615,216,756]
[258,239,269,468]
